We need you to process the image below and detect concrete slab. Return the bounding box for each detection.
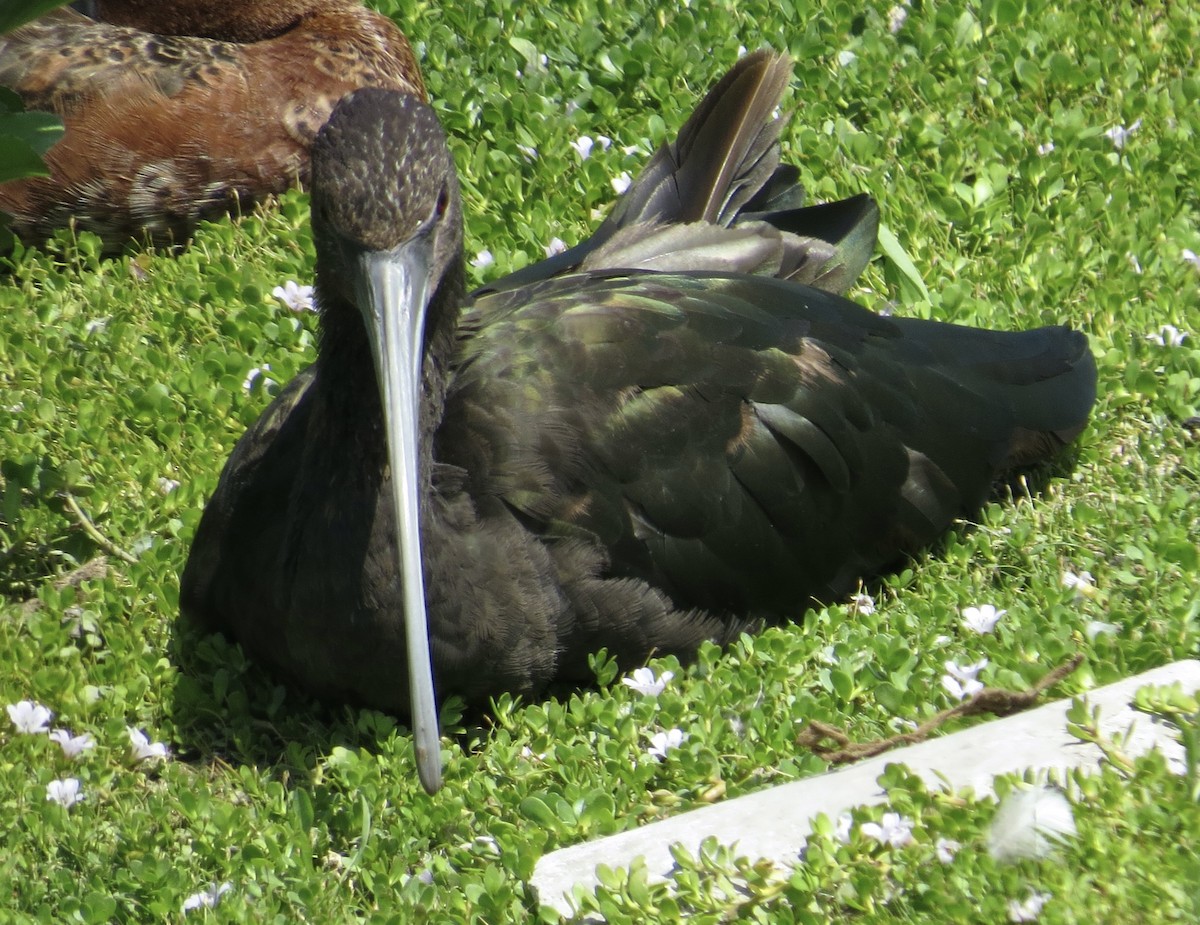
[531,660,1200,915]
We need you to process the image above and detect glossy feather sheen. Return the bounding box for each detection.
[0,1,424,248]
[181,58,1097,725]
[486,52,880,296]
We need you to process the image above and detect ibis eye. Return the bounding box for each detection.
[434,185,449,219]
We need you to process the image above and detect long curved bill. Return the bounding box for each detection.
[356,243,443,794]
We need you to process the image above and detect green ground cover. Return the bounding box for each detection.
[1,0,1198,920]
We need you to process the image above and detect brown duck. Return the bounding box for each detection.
[0,0,425,249]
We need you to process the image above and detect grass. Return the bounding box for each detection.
[1,0,1199,920]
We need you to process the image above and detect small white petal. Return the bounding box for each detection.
[1104,119,1140,151]
[596,135,612,151]
[242,364,275,393]
[1183,248,1200,270]
[1085,620,1120,640]
[887,5,908,33]
[646,728,687,760]
[128,727,170,762]
[470,249,494,270]
[49,729,96,759]
[158,477,181,495]
[544,237,567,257]
[941,675,983,701]
[1145,324,1188,347]
[46,777,84,807]
[610,171,633,195]
[271,280,316,313]
[834,812,854,844]
[961,604,1006,634]
[1008,892,1051,923]
[621,667,673,696]
[183,882,233,913]
[516,144,538,161]
[570,136,594,160]
[7,700,52,734]
[1061,569,1094,593]
[860,812,914,847]
[988,786,1076,862]
[852,592,875,614]
[944,657,989,682]
[935,837,961,864]
[1036,141,1055,156]
[836,49,857,67]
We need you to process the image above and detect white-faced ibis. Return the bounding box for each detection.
[181,53,1098,794]
[0,0,424,249]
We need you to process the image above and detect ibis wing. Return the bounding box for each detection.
[448,271,1095,618]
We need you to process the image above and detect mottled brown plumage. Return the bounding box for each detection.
[0,0,425,249]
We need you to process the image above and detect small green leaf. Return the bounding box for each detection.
[877,223,931,301]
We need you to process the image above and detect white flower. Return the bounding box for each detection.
[544,237,567,258]
[8,700,52,734]
[1145,324,1188,347]
[860,812,914,848]
[834,812,854,844]
[1104,118,1141,150]
[570,135,595,160]
[1036,141,1055,156]
[935,837,961,864]
[1085,620,1120,640]
[49,729,95,759]
[516,144,538,161]
[183,882,233,913]
[158,477,181,495]
[1061,569,1094,595]
[596,135,612,151]
[946,657,988,681]
[988,785,1076,861]
[621,667,674,696]
[1128,252,1143,274]
[610,172,633,195]
[271,280,316,313]
[242,364,274,392]
[852,592,875,615]
[961,604,1006,634]
[46,777,84,808]
[942,657,988,700]
[942,674,982,700]
[128,727,170,762]
[1008,892,1051,923]
[84,317,110,335]
[470,249,494,270]
[836,49,857,67]
[620,144,644,156]
[646,728,686,760]
[887,4,908,33]
[1183,248,1200,271]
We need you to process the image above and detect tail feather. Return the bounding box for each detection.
[893,318,1098,469]
[479,51,879,296]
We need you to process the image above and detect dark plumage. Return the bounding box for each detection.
[0,0,425,249]
[181,53,1097,793]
